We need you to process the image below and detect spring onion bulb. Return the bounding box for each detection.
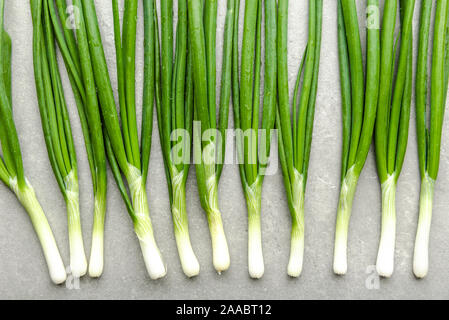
[277,0,323,277]
[0,0,66,284]
[334,0,380,275]
[151,0,199,277]
[30,0,91,278]
[230,0,277,278]
[374,0,415,278]
[413,0,449,278]
[188,0,234,273]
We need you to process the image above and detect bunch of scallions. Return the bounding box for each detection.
[51,0,165,279]
[231,0,277,278]
[374,0,415,278]
[333,0,380,275]
[0,0,66,284]
[187,0,234,273]
[108,0,166,279]
[231,0,277,279]
[413,0,449,278]
[152,0,199,277]
[30,0,94,278]
[276,0,322,277]
[39,0,108,278]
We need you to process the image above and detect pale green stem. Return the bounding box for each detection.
[204,174,230,273]
[65,171,87,277]
[376,174,397,278]
[245,178,264,279]
[288,170,305,277]
[88,194,106,277]
[127,164,166,279]
[334,166,359,275]
[10,177,67,284]
[171,170,200,277]
[413,173,435,278]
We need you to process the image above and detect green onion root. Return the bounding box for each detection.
[171,171,200,277]
[376,174,397,278]
[413,174,435,278]
[11,178,66,284]
[88,195,106,277]
[127,164,166,279]
[65,170,87,277]
[287,171,305,277]
[334,166,358,275]
[245,180,264,279]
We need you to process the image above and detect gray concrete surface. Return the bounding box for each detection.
[1,0,448,300]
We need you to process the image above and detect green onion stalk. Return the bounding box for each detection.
[374,0,414,278]
[230,0,276,279]
[152,0,199,277]
[188,0,235,273]
[333,0,380,275]
[40,0,108,277]
[413,0,449,278]
[30,0,96,278]
[107,0,165,279]
[0,0,66,284]
[276,0,322,277]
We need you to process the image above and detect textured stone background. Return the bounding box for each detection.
[1,0,448,300]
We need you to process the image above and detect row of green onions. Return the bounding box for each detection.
[335,0,449,279]
[2,0,449,283]
[334,0,414,276]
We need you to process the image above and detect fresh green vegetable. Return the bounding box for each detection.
[30,0,92,278]
[59,0,165,279]
[187,0,234,273]
[43,0,108,277]
[374,0,414,278]
[333,0,380,275]
[0,0,66,284]
[413,0,449,278]
[152,0,199,277]
[276,0,322,277]
[231,0,277,278]
[108,0,166,279]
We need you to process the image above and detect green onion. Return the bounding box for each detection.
[188,0,234,273]
[231,0,277,278]
[333,0,380,275]
[152,0,199,277]
[30,0,92,278]
[374,0,414,278]
[72,0,166,279]
[0,0,66,284]
[43,0,108,277]
[110,0,166,279]
[276,0,322,277]
[413,0,449,278]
